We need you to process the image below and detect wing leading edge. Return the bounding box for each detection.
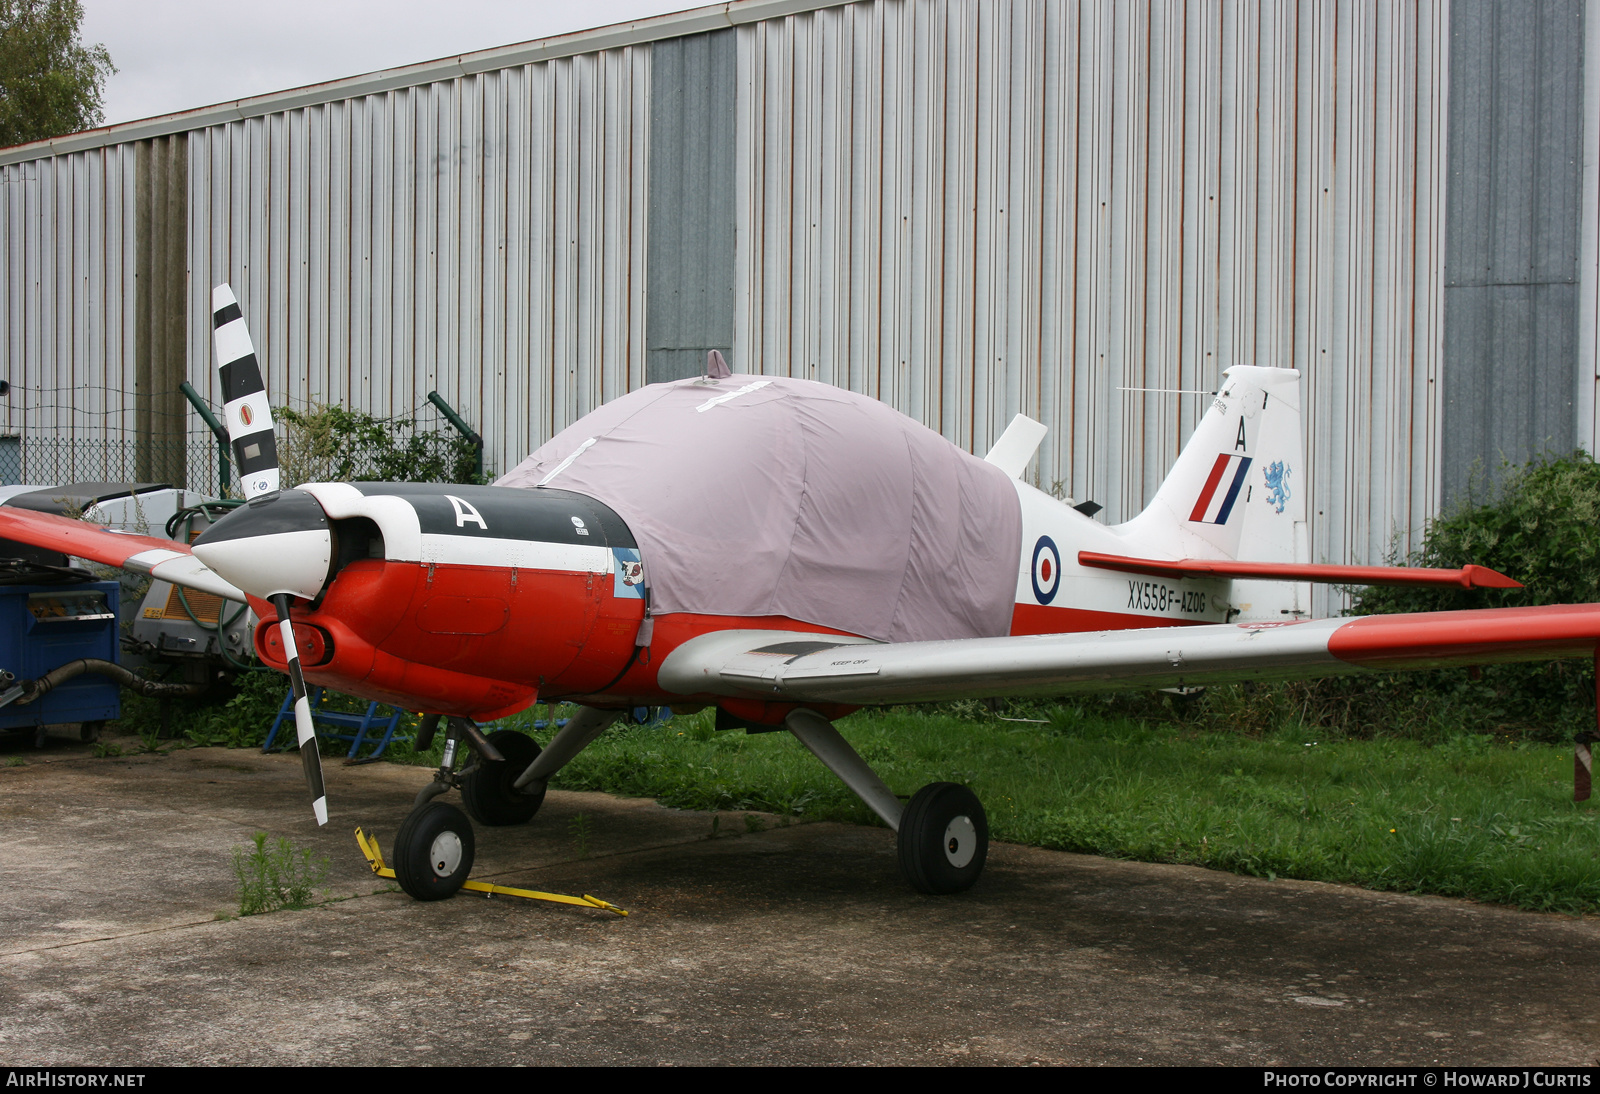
[656,604,1600,706]
[0,506,246,602]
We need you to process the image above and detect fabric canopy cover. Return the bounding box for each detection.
[496,375,1023,644]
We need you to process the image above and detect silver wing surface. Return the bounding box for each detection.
[657,604,1600,705]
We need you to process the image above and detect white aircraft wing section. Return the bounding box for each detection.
[0,505,247,602]
[657,604,1600,706]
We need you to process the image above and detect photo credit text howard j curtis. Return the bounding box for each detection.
[1261,1074,1593,1088]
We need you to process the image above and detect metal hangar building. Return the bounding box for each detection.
[0,0,1593,616]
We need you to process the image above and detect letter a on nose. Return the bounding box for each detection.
[447,495,488,530]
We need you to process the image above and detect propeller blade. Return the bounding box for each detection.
[211,284,281,500]
[273,593,327,825]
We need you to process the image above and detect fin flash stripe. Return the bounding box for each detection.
[1188,454,1252,525]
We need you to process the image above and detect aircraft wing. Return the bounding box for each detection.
[0,505,246,602]
[656,604,1600,706]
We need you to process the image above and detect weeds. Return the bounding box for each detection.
[231,831,329,915]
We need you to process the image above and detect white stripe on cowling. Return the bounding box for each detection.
[418,534,611,572]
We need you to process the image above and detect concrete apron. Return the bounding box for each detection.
[2,731,1598,1066]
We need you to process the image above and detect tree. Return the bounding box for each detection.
[0,0,115,148]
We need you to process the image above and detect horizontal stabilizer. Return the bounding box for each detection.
[1077,551,1522,590]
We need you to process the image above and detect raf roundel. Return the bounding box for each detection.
[1030,535,1061,605]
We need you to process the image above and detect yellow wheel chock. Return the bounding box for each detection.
[355,827,627,916]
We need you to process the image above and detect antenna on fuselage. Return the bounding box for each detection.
[705,349,731,380]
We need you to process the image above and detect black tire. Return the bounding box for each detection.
[393,802,475,901]
[459,729,545,826]
[897,782,988,895]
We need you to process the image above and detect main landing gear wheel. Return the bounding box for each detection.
[393,802,476,901]
[459,729,546,826]
[897,782,988,895]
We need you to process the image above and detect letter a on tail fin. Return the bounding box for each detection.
[1112,366,1304,564]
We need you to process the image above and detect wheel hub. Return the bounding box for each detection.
[943,814,977,868]
[429,831,463,877]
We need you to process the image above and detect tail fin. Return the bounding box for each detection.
[1112,366,1304,562]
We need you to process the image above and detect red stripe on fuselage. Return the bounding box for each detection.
[1010,602,1208,635]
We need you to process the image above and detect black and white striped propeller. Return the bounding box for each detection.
[210,284,328,826]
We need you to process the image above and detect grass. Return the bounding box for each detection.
[399,699,1600,916]
[231,831,329,916]
[113,674,1600,915]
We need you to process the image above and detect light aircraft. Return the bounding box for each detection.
[2,285,1596,901]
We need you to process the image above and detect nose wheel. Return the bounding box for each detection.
[897,782,989,894]
[392,801,476,900]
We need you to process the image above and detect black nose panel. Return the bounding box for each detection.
[192,489,329,547]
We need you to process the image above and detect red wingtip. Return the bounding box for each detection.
[1461,565,1523,589]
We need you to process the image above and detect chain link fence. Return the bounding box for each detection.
[0,402,484,498]
[0,436,226,496]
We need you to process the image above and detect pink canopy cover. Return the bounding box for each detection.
[496,375,1022,643]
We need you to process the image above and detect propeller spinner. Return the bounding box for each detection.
[201,284,329,826]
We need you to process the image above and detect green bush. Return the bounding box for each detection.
[115,668,289,749]
[276,404,482,486]
[1335,451,1600,739]
[1353,451,1600,614]
[1184,453,1600,742]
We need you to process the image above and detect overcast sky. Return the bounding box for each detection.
[80,1,700,127]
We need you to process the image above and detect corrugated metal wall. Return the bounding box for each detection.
[1444,0,1586,505]
[0,147,139,439]
[0,0,1457,590]
[186,46,651,479]
[733,0,1450,587]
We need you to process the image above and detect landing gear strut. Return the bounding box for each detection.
[783,708,989,894]
[392,706,621,901]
